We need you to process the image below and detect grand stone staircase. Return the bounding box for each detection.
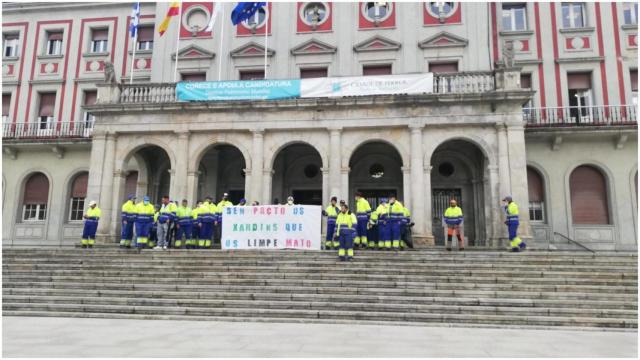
[2,248,638,329]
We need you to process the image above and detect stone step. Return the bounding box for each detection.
[3,263,636,276]
[3,302,636,328]
[3,295,636,319]
[3,269,636,287]
[4,281,636,301]
[6,287,636,310]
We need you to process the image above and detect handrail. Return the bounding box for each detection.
[524,105,636,127]
[553,231,595,253]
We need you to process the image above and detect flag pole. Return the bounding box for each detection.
[173,3,181,82]
[129,31,137,85]
[217,3,224,81]
[264,2,268,79]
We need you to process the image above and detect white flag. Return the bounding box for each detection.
[204,2,220,32]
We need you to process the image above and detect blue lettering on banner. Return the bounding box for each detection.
[177,80,301,101]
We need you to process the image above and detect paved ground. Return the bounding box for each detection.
[2,316,637,357]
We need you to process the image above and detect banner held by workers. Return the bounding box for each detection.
[221,205,322,250]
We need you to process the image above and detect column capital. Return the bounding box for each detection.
[105,132,117,141]
[252,128,265,136]
[92,131,107,140]
[175,130,190,138]
[495,123,508,132]
[113,170,126,178]
[188,170,201,177]
[401,166,411,173]
[409,124,424,132]
[263,168,275,175]
[424,165,433,174]
[488,165,499,172]
[167,169,175,175]
[327,126,343,134]
[320,167,330,174]
[341,167,350,174]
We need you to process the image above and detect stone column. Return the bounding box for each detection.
[96,133,116,238]
[328,127,342,200]
[409,125,425,236]
[506,122,532,238]
[186,170,200,204]
[172,131,190,201]
[321,168,329,205]
[487,164,502,247]
[341,167,350,203]
[401,166,411,207]
[86,132,107,207]
[262,168,273,204]
[423,165,434,245]
[496,124,511,198]
[110,170,126,240]
[250,129,264,203]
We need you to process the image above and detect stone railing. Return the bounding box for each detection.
[111,72,501,105]
[524,105,637,128]
[2,120,93,140]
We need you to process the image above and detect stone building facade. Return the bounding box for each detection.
[2,2,638,250]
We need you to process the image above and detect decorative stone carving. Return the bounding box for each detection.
[103,60,116,84]
[502,40,515,69]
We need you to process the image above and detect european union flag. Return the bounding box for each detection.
[230,2,266,25]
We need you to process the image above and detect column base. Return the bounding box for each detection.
[96,234,118,245]
[413,234,435,247]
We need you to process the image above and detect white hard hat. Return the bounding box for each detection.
[89,200,97,206]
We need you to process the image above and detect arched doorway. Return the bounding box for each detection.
[123,145,172,204]
[431,139,487,246]
[197,144,246,204]
[271,143,322,205]
[349,141,403,209]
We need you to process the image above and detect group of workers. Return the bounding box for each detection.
[79,191,526,255]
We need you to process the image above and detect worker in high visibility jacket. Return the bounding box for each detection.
[503,196,526,252]
[189,201,201,249]
[400,205,412,250]
[388,195,405,250]
[444,199,465,251]
[322,196,340,250]
[155,196,177,250]
[149,206,159,249]
[175,199,192,249]
[134,196,155,249]
[120,195,136,248]
[215,193,232,246]
[335,203,358,261]
[354,192,372,249]
[81,201,101,248]
[198,197,218,248]
[369,198,390,250]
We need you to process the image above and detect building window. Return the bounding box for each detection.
[83,90,97,131]
[38,93,56,131]
[363,64,392,76]
[242,5,267,29]
[22,172,49,221]
[181,73,207,82]
[362,2,393,22]
[69,172,88,221]
[427,2,456,19]
[570,165,610,224]
[46,31,63,55]
[300,2,329,27]
[90,28,109,53]
[239,70,265,80]
[567,72,593,123]
[184,7,209,33]
[300,67,328,78]
[137,26,154,51]
[527,167,545,222]
[429,62,458,73]
[3,33,19,57]
[631,69,638,106]
[561,2,586,29]
[521,73,533,109]
[502,3,527,31]
[2,93,11,124]
[369,163,384,179]
[623,2,638,25]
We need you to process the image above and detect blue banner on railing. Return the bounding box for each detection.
[176,79,301,101]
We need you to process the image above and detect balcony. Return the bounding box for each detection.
[524,105,637,128]
[2,121,94,141]
[117,72,498,104]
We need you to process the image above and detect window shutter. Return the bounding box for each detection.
[567,72,591,90]
[137,27,154,42]
[630,69,638,92]
[92,29,108,41]
[300,68,328,79]
[71,173,88,198]
[2,94,10,116]
[181,73,207,82]
[527,167,543,202]
[125,171,138,198]
[429,62,458,73]
[24,173,49,204]
[363,65,392,76]
[39,93,56,117]
[570,165,609,224]
[83,91,97,105]
[48,31,63,41]
[4,33,18,40]
[239,70,265,80]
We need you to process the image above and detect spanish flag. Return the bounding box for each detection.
[158,2,180,36]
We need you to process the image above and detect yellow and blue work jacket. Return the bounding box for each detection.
[504,201,519,225]
[323,205,339,224]
[121,200,136,222]
[176,206,193,226]
[135,202,155,222]
[389,201,405,221]
[444,206,463,226]
[84,207,102,221]
[158,202,177,223]
[335,212,358,235]
[355,198,372,218]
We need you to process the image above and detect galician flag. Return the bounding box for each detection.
[158,2,180,36]
[129,2,140,38]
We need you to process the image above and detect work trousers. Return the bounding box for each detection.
[156,221,170,248]
[175,223,192,248]
[325,220,337,249]
[134,220,152,248]
[120,219,134,247]
[199,221,214,248]
[378,220,390,248]
[390,219,402,249]
[354,214,369,245]
[507,222,523,249]
[337,228,355,258]
[81,219,99,246]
